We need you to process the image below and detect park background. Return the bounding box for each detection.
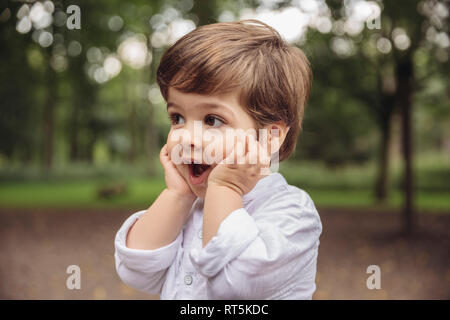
[0,0,449,299]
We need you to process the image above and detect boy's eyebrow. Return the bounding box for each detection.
[167,101,236,118]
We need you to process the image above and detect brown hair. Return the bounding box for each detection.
[156,19,312,161]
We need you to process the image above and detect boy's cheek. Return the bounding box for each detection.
[166,130,178,150]
[174,163,186,177]
[165,142,176,162]
[166,130,244,164]
[166,132,183,162]
[167,129,187,148]
[202,139,232,164]
[221,137,245,162]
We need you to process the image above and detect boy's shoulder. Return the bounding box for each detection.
[247,172,322,234]
[246,172,318,213]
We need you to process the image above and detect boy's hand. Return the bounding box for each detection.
[207,134,271,197]
[160,144,196,200]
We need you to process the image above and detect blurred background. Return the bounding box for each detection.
[0,0,449,299]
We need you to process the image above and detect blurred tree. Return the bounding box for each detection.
[0,3,38,164]
[300,33,378,167]
[321,0,449,233]
[271,0,449,233]
[41,46,57,171]
[383,0,448,234]
[192,0,219,25]
[1,0,449,228]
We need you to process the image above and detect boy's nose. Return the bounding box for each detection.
[180,122,203,151]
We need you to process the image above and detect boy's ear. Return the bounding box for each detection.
[261,121,290,155]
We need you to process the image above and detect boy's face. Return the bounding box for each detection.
[166,87,259,198]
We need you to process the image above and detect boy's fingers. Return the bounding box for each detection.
[159,144,170,167]
[222,138,240,166]
[258,138,271,167]
[221,151,235,167]
[234,135,246,164]
[220,141,234,164]
[257,139,272,176]
[159,144,167,160]
[247,135,259,165]
[244,135,249,155]
[160,144,178,170]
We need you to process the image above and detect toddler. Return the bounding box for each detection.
[114,19,322,300]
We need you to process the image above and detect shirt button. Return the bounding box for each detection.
[184,274,193,285]
[198,229,203,239]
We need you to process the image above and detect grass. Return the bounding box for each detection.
[0,155,448,212]
[0,176,449,213]
[305,189,450,212]
[0,178,165,210]
[278,158,450,212]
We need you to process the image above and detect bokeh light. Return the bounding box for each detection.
[117,34,151,69]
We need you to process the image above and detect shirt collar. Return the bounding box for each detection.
[242,172,287,204]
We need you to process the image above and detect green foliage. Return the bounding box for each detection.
[0,0,449,210]
[0,159,449,211]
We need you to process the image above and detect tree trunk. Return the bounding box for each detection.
[128,101,137,164]
[41,58,56,172]
[122,70,137,164]
[375,117,392,202]
[396,56,415,234]
[69,102,80,161]
[146,46,160,175]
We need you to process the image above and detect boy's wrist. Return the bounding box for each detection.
[206,182,244,199]
[164,188,197,204]
[203,182,243,247]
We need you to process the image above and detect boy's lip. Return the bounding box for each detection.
[187,163,213,185]
[181,157,203,164]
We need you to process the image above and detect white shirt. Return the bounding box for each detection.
[114,172,322,300]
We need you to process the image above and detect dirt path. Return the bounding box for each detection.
[0,207,449,299]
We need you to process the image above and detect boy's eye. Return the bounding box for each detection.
[169,113,185,125]
[204,115,224,127]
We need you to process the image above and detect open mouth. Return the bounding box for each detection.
[188,163,212,185]
[192,164,210,176]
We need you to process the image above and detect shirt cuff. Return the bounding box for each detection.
[189,208,259,278]
[115,210,183,273]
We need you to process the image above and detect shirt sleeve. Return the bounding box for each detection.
[114,210,183,295]
[188,189,322,300]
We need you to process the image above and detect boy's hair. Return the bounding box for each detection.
[156,19,312,161]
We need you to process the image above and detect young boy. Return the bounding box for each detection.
[114,19,322,300]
